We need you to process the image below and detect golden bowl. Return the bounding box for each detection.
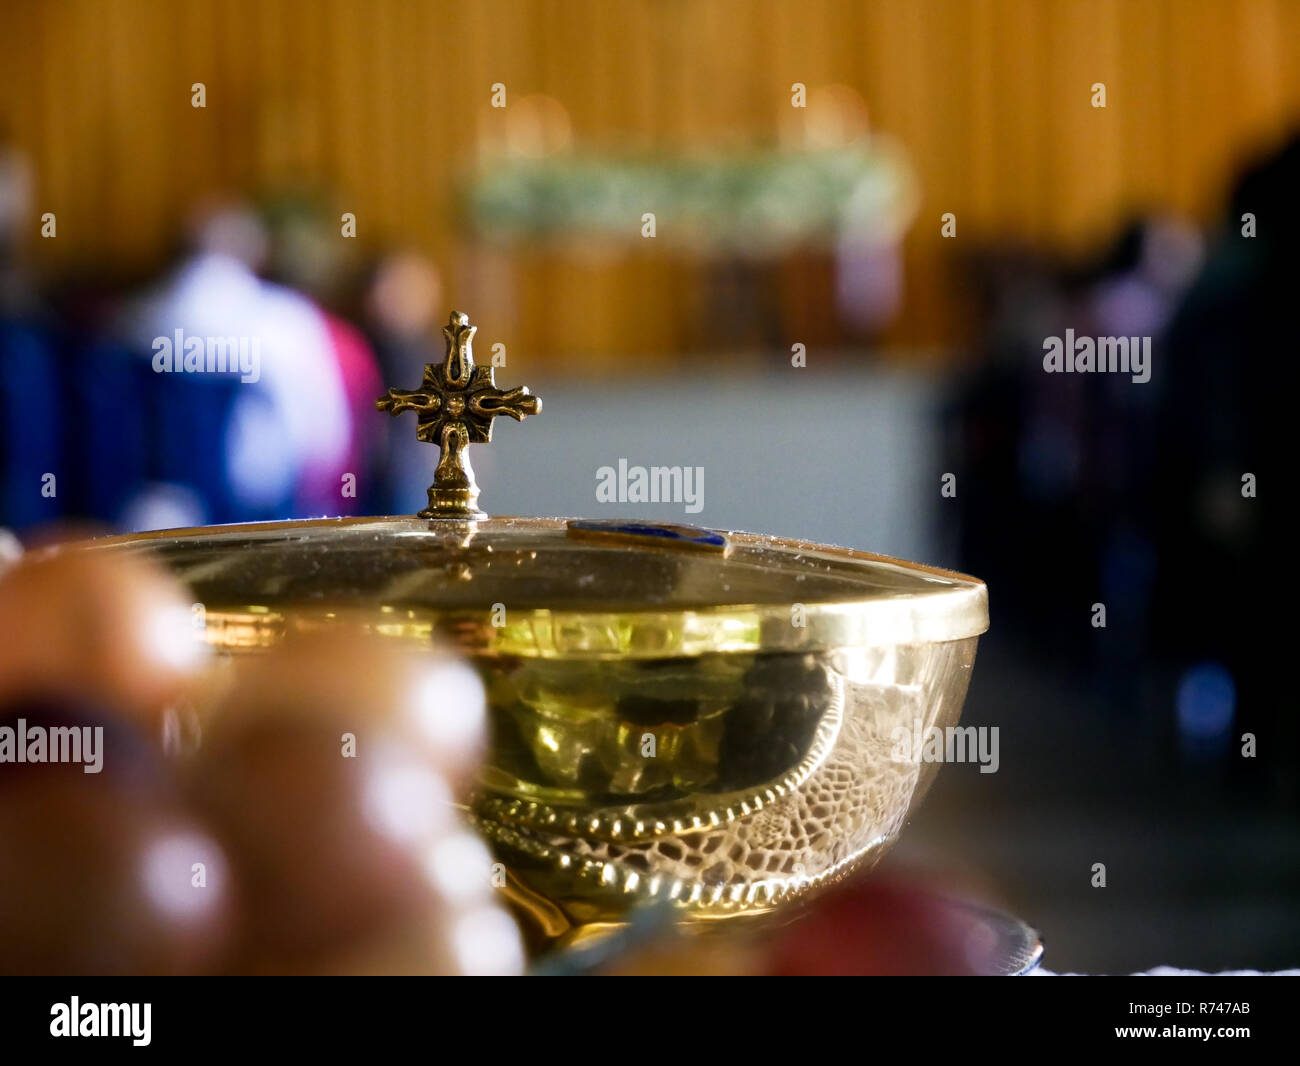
[90,514,988,944]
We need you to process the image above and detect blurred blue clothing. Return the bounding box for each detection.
[65,339,148,525]
[0,320,62,531]
[1,321,270,533]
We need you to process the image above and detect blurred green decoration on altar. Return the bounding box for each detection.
[463,142,917,255]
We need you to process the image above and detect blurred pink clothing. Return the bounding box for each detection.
[315,313,382,515]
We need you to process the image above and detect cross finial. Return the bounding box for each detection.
[377,311,541,519]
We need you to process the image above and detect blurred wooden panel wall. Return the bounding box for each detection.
[2,0,1299,368]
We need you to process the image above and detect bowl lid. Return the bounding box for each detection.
[88,515,988,658]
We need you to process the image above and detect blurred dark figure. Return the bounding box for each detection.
[951,215,1200,671]
[1150,132,1300,803]
[358,250,444,513]
[950,132,1297,808]
[0,137,65,532]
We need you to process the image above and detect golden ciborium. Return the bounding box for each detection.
[90,311,988,958]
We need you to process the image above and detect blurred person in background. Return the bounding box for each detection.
[0,134,39,320]
[0,136,65,533]
[951,214,1202,676]
[949,129,1296,808]
[260,193,384,517]
[115,199,356,528]
[1150,131,1300,802]
[359,249,444,514]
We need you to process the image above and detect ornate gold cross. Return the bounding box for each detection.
[377,311,542,519]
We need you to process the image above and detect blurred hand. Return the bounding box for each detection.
[0,539,523,976]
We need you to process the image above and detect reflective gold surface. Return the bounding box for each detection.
[89,516,988,654]
[88,516,987,943]
[473,638,977,927]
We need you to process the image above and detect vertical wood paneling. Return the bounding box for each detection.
[1114,0,1168,218]
[2,0,1299,360]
